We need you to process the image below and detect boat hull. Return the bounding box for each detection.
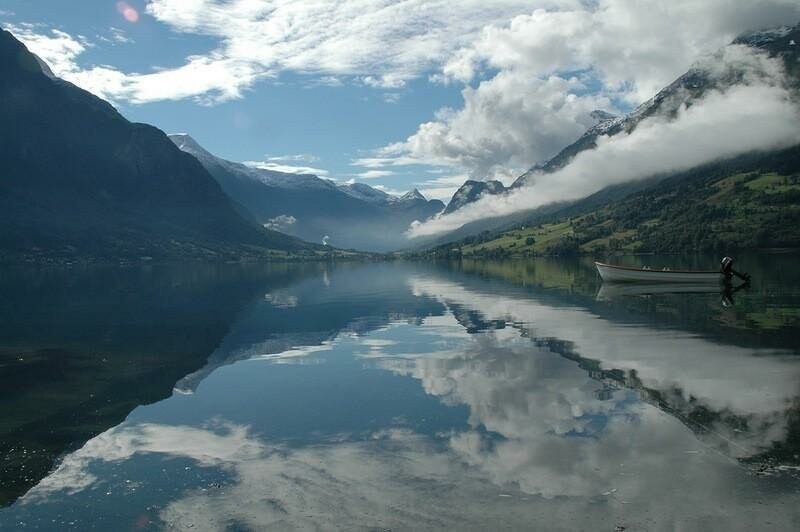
[595,262,722,283]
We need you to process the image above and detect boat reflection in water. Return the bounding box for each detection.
[596,280,751,306]
[1,258,798,530]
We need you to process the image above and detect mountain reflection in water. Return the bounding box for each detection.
[1,255,799,530]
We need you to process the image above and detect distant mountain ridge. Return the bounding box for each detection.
[170,134,444,251]
[0,29,312,262]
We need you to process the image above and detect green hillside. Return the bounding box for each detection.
[413,148,800,259]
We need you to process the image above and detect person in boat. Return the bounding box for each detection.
[720,257,750,283]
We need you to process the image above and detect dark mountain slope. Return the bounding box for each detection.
[0,29,310,261]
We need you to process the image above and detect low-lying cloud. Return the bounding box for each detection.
[408,50,800,238]
[264,214,297,231]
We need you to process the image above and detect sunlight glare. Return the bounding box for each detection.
[116,1,139,23]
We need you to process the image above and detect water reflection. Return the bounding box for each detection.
[1,257,799,530]
[0,263,325,506]
[407,273,800,463]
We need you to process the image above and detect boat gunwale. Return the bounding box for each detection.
[594,261,721,275]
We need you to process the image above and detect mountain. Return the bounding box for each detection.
[417,145,800,258]
[170,135,444,251]
[422,22,800,250]
[338,182,393,203]
[513,23,800,188]
[443,180,506,215]
[0,29,312,262]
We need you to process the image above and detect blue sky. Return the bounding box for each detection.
[3,0,799,205]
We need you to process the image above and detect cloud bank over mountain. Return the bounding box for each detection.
[408,46,800,238]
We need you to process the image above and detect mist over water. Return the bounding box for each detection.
[1,254,799,530]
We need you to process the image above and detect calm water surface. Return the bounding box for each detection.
[1,255,799,530]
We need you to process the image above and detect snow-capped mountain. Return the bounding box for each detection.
[170,133,337,192]
[338,182,393,204]
[170,135,444,251]
[443,180,506,215]
[398,188,427,203]
[337,184,433,208]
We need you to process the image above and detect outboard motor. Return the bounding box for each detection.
[721,256,734,278]
[720,256,750,283]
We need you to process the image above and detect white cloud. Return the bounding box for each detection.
[265,153,319,163]
[145,0,543,83]
[264,214,297,231]
[350,155,422,168]
[7,1,547,104]
[12,1,795,107]
[382,92,402,104]
[356,170,395,179]
[5,23,89,76]
[408,49,800,237]
[6,23,265,105]
[243,160,330,176]
[438,1,800,99]
[108,27,133,44]
[382,72,612,179]
[373,0,800,181]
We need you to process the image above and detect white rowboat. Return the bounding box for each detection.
[595,261,722,283]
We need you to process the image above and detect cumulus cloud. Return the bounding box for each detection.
[365,0,800,182]
[379,73,612,179]
[438,1,800,99]
[408,48,800,237]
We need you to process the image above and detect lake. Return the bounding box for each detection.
[1,255,799,530]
